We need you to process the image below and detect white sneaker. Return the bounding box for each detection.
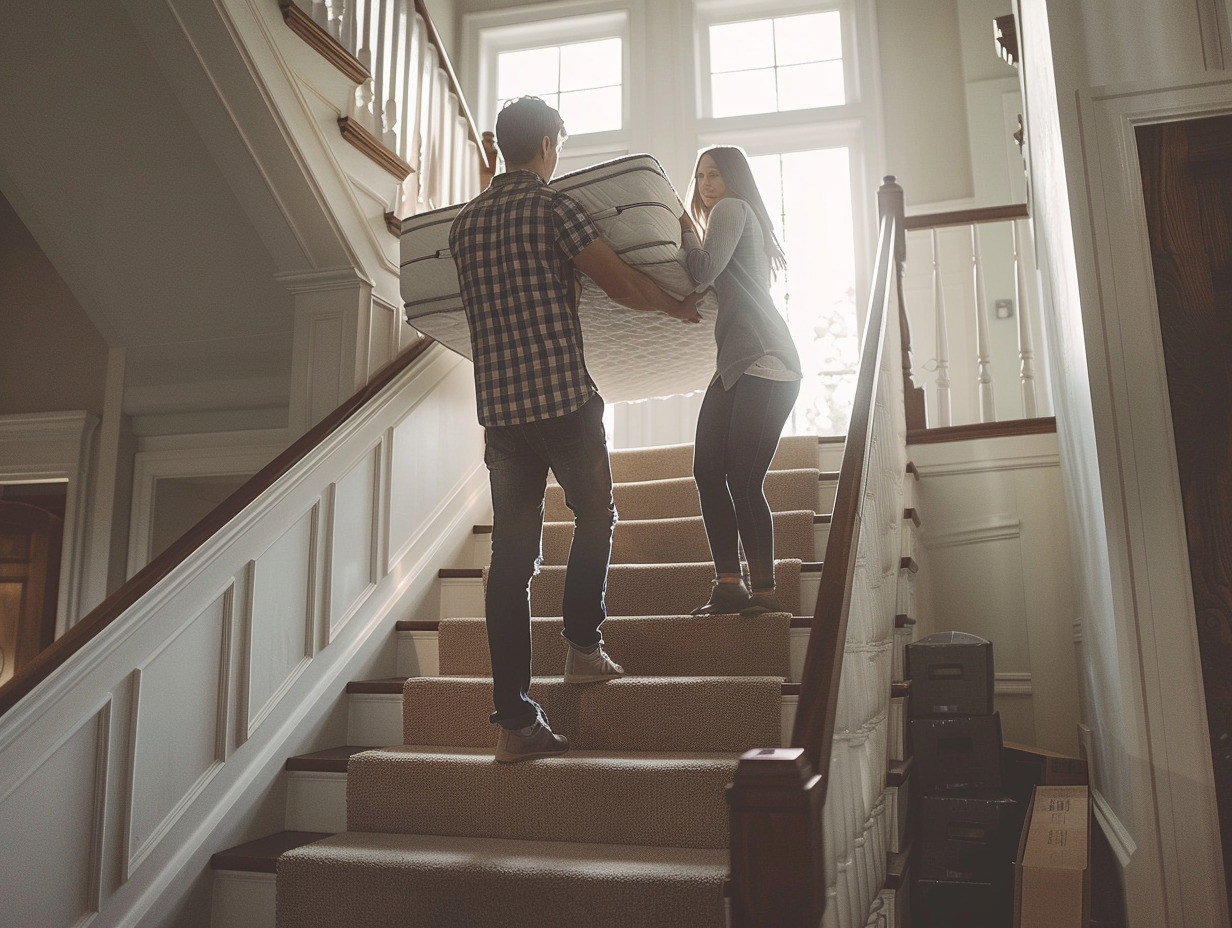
[564,641,625,683]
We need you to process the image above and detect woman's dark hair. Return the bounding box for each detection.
[688,145,786,276]
[495,96,567,165]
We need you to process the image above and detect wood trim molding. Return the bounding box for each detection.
[338,117,414,180]
[0,339,435,717]
[278,1,370,84]
[907,416,1057,445]
[384,212,401,237]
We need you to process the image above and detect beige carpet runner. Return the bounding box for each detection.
[276,434,825,928]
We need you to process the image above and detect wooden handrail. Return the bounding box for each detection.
[728,177,905,926]
[0,338,435,718]
[903,201,1028,231]
[791,176,903,780]
[410,0,481,150]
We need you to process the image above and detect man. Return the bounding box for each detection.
[450,96,701,763]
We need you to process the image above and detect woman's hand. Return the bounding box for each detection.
[679,210,695,233]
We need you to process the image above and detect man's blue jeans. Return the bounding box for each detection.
[483,394,616,730]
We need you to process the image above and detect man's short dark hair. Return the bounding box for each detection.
[495,96,567,165]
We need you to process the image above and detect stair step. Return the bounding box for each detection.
[210,831,332,928]
[607,432,830,481]
[547,467,832,522]
[347,747,736,848]
[277,831,728,927]
[346,677,801,748]
[285,747,376,833]
[437,612,792,678]
[398,615,816,682]
[401,675,781,753]
[438,560,821,620]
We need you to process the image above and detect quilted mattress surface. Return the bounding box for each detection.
[399,154,718,403]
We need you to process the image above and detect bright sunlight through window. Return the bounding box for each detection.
[749,148,858,435]
[709,11,843,118]
[497,37,622,135]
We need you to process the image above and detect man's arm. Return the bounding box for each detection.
[573,239,702,322]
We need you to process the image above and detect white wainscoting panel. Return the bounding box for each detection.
[327,444,381,643]
[910,429,1080,755]
[0,702,109,928]
[127,590,231,878]
[387,369,485,570]
[244,507,318,739]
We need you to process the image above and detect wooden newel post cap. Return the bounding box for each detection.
[727,747,821,805]
[726,747,826,927]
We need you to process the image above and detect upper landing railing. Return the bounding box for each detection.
[899,202,1054,436]
[279,0,497,221]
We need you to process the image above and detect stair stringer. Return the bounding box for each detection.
[0,348,488,928]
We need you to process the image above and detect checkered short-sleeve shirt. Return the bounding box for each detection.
[449,171,601,428]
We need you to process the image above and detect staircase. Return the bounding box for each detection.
[209,433,844,926]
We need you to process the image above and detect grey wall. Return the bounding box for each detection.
[0,190,109,416]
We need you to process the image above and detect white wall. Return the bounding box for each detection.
[910,430,1080,755]
[1016,0,1231,923]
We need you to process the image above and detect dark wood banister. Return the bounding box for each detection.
[0,338,434,718]
[793,176,904,777]
[726,178,904,927]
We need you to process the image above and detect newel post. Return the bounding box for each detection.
[880,175,926,431]
[727,747,825,927]
[480,130,499,191]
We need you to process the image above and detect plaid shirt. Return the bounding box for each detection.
[449,171,601,428]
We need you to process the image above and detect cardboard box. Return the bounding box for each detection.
[912,712,1003,790]
[1003,741,1089,786]
[920,790,1019,882]
[1014,785,1090,928]
[906,631,995,716]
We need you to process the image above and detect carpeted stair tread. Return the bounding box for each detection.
[540,508,816,564]
[437,613,792,678]
[546,467,822,521]
[276,831,727,927]
[347,747,737,848]
[520,558,802,616]
[605,433,822,482]
[402,675,782,752]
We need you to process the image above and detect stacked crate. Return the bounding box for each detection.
[906,632,1019,927]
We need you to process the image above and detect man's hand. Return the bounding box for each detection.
[669,290,703,323]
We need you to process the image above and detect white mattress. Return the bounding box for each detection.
[399,154,717,404]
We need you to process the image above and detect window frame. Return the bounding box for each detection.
[693,0,861,123]
[464,1,639,158]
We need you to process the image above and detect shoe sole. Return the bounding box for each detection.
[563,671,625,684]
[495,745,570,763]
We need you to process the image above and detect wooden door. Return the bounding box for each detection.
[0,501,63,686]
[1137,113,1232,905]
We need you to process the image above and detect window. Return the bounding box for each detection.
[708,11,844,118]
[496,37,623,136]
[748,147,858,435]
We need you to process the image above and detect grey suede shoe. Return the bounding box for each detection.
[691,579,752,615]
[495,719,569,763]
[741,590,783,616]
[564,641,625,683]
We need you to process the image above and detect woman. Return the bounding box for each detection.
[678,146,803,616]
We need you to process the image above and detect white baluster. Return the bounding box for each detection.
[1013,218,1038,417]
[309,0,328,30]
[971,224,995,421]
[351,0,375,125]
[930,229,952,426]
[370,0,391,140]
[325,0,346,42]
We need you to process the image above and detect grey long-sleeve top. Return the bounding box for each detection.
[678,197,802,390]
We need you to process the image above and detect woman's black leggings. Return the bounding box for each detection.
[692,373,801,591]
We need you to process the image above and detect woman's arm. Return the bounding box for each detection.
[678,198,746,286]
